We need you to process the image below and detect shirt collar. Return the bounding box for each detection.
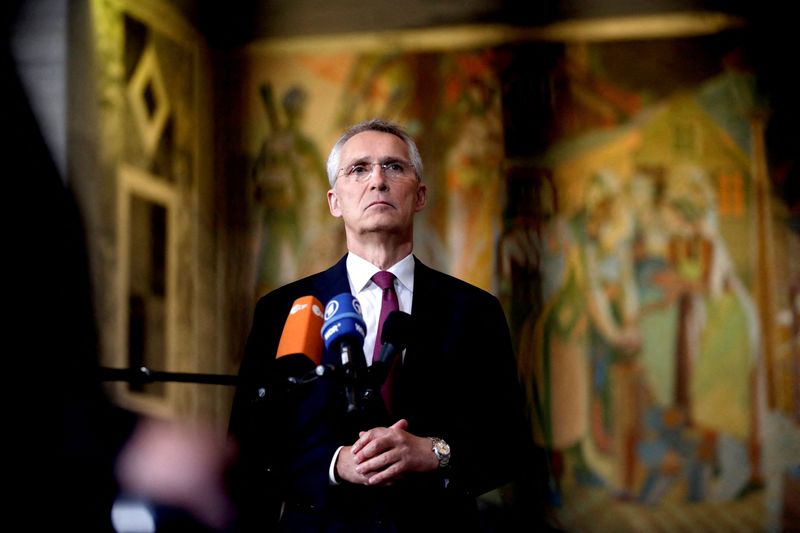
[347,251,415,294]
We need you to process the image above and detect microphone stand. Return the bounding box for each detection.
[99,366,239,386]
[339,344,360,414]
[100,360,373,427]
[99,364,341,388]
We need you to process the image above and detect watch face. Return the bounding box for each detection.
[432,438,450,468]
[432,438,450,466]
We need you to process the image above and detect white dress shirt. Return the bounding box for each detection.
[328,251,415,483]
[345,251,414,365]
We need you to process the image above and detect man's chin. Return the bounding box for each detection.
[357,221,407,235]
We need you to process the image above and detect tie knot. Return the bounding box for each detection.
[372,271,395,290]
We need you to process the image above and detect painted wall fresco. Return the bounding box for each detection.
[238,27,799,531]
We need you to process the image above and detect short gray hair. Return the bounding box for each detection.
[326,118,423,187]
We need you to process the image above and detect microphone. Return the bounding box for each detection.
[321,293,367,413]
[274,295,324,387]
[375,310,412,366]
[363,311,412,407]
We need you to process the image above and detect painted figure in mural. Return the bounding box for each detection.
[229,119,535,532]
[496,169,565,506]
[580,169,643,472]
[518,168,643,497]
[251,84,330,292]
[628,165,701,503]
[439,52,506,289]
[577,168,644,496]
[496,169,557,346]
[629,168,678,411]
[625,167,689,503]
[517,210,586,486]
[635,163,760,503]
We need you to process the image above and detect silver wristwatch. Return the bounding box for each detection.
[430,437,451,468]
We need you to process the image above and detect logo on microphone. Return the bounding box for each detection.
[290,303,307,315]
[324,300,339,320]
[312,303,323,317]
[323,322,340,341]
[352,298,361,315]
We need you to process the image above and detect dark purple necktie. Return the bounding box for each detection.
[372,271,399,412]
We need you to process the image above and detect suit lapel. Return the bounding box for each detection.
[315,254,352,366]
[391,256,434,414]
[409,256,429,317]
[312,254,350,305]
[405,256,434,366]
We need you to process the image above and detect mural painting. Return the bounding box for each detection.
[239,26,798,531]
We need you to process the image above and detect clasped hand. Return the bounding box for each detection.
[335,419,438,486]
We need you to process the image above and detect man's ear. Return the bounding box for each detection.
[327,189,342,217]
[415,183,427,212]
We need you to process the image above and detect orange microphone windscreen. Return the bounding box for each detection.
[275,295,324,366]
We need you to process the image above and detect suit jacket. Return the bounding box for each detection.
[229,255,531,532]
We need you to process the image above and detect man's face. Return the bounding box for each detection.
[327,130,427,239]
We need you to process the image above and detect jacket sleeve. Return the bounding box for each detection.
[445,294,532,497]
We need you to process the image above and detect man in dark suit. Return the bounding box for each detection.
[228,119,535,532]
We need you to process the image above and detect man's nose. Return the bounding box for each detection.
[368,164,389,188]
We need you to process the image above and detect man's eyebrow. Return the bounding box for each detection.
[344,155,407,166]
[343,156,371,166]
[378,156,406,164]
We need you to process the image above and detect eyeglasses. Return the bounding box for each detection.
[338,160,414,182]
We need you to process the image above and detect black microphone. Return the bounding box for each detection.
[363,310,412,408]
[375,310,412,366]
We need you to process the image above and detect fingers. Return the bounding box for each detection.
[390,419,409,430]
[348,419,411,484]
[354,444,399,481]
[351,419,408,456]
[363,459,404,486]
[335,446,370,485]
[352,428,399,465]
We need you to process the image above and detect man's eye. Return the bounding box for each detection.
[386,163,404,173]
[348,165,368,176]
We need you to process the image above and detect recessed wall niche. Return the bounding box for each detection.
[117,164,175,403]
